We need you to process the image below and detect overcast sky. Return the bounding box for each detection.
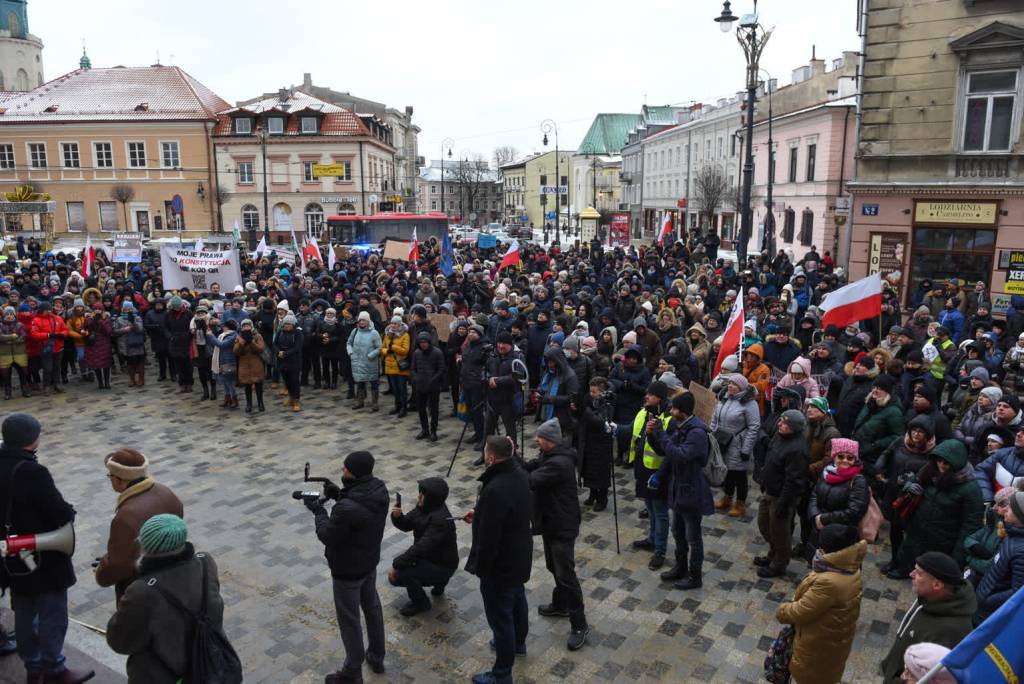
[33,0,859,164]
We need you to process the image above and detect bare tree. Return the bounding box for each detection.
[451,155,491,226]
[110,184,135,230]
[693,165,729,230]
[493,145,519,168]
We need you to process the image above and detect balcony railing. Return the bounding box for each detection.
[953,155,1015,179]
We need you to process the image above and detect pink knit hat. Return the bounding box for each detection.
[830,438,859,458]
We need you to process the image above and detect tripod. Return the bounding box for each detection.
[447,396,487,478]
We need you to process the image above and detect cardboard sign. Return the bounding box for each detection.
[383,239,410,261]
[160,246,243,293]
[688,381,717,426]
[429,313,455,342]
[373,302,388,322]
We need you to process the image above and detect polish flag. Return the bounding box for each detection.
[819,273,883,330]
[657,214,673,246]
[713,295,744,379]
[254,235,268,258]
[327,243,336,271]
[408,227,419,263]
[81,233,95,279]
[302,235,321,267]
[498,239,521,272]
[994,463,1023,493]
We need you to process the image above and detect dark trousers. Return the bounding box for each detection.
[542,534,586,630]
[12,589,68,675]
[282,366,301,400]
[796,489,813,546]
[331,574,385,677]
[302,347,321,385]
[174,356,192,386]
[479,578,528,681]
[722,469,749,501]
[39,352,58,388]
[390,560,454,605]
[387,375,408,409]
[757,494,795,570]
[485,400,519,447]
[417,388,440,432]
[153,348,170,379]
[321,357,340,386]
[464,385,485,440]
[671,508,705,576]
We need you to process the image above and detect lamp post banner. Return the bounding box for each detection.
[160,245,243,292]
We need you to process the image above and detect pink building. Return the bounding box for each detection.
[745,97,857,264]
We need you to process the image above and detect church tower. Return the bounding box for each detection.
[0,0,44,91]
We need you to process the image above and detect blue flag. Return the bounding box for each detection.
[440,231,454,277]
[942,585,1024,683]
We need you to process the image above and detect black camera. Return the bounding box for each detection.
[294,462,340,504]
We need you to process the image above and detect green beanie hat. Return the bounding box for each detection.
[807,397,830,414]
[139,514,187,555]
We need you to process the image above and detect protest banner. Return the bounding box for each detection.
[160,245,243,292]
[429,313,455,342]
[111,232,143,263]
[383,240,410,261]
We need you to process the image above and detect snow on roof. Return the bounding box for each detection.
[214,90,369,137]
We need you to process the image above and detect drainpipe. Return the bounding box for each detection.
[841,0,869,267]
[835,105,852,258]
[208,122,223,233]
[359,140,366,215]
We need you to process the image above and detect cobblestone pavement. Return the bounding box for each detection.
[4,372,914,683]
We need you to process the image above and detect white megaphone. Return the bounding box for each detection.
[1,522,75,571]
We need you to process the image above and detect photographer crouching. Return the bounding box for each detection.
[305,451,389,684]
[387,478,458,617]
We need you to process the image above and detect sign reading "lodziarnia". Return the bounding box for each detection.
[914,201,998,225]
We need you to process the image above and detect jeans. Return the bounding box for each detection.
[542,535,587,629]
[479,578,528,681]
[671,508,705,576]
[12,590,68,675]
[387,375,408,410]
[645,498,670,555]
[757,495,795,570]
[219,372,237,398]
[390,560,454,605]
[331,574,385,676]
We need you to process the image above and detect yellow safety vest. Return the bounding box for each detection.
[927,337,954,380]
[628,408,672,470]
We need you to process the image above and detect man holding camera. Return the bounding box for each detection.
[387,477,458,617]
[0,413,93,684]
[306,451,389,684]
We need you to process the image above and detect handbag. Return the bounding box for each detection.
[713,427,735,451]
[763,623,795,684]
[260,344,274,366]
[858,489,883,542]
[397,356,411,371]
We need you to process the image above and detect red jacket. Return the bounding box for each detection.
[30,313,67,355]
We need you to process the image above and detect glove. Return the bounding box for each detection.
[647,473,661,489]
[323,483,341,500]
[903,482,924,497]
[304,496,325,513]
[48,333,56,339]
[604,421,615,435]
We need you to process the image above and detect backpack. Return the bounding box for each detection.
[704,431,728,487]
[151,554,243,684]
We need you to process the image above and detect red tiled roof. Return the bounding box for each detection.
[213,91,370,138]
[0,66,230,123]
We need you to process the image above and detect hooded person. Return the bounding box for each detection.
[609,344,653,465]
[835,354,878,436]
[741,343,771,415]
[632,316,663,372]
[388,477,459,616]
[347,310,383,411]
[756,409,810,577]
[776,356,820,399]
[685,322,712,382]
[536,347,580,439]
[711,373,761,518]
[852,373,905,479]
[410,331,446,441]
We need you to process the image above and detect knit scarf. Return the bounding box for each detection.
[824,462,863,485]
[117,476,155,508]
[538,370,560,420]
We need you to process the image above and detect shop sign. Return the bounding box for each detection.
[869,233,906,298]
[1005,250,1024,295]
[609,213,630,247]
[914,201,997,226]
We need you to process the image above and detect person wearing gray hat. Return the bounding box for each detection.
[974,489,1024,623]
[524,418,590,650]
[755,406,810,578]
[276,312,305,411]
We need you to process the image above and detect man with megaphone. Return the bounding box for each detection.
[0,413,94,684]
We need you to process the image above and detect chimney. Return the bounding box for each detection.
[278,88,289,102]
[810,46,825,77]
[303,73,312,88]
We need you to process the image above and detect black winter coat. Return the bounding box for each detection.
[163,309,193,359]
[485,348,526,408]
[579,394,614,490]
[759,432,809,509]
[808,472,870,527]
[318,319,345,360]
[836,374,873,436]
[0,445,76,595]
[524,443,581,538]
[459,337,487,392]
[466,459,533,589]
[143,308,168,352]
[608,360,652,422]
[275,328,303,371]
[411,334,446,392]
[390,478,459,572]
[314,475,389,580]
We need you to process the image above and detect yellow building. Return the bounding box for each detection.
[499,149,574,233]
[0,64,228,239]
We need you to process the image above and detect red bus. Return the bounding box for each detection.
[325,213,449,249]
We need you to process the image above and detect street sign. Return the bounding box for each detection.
[1006,251,1024,295]
[478,234,497,249]
[312,163,348,178]
[545,211,556,220]
[541,186,568,194]
[835,196,851,215]
[171,194,183,213]
[469,212,478,221]
[862,203,879,216]
[677,199,687,208]
[369,194,379,204]
[520,216,529,224]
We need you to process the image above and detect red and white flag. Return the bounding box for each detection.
[302,235,321,268]
[713,295,744,379]
[81,233,95,279]
[657,214,673,246]
[994,463,1023,493]
[498,239,521,272]
[327,242,336,271]
[408,227,419,263]
[819,273,883,330]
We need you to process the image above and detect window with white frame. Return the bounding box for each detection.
[99,201,119,231]
[304,203,324,237]
[303,161,315,183]
[66,201,86,231]
[61,142,80,168]
[961,69,1019,152]
[28,143,46,169]
[238,161,254,184]
[333,160,352,181]
[301,117,318,134]
[161,141,180,169]
[268,117,285,135]
[127,142,146,168]
[234,118,252,134]
[241,205,259,231]
[93,142,112,168]
[0,144,14,169]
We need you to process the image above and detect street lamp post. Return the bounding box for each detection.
[580,142,600,239]
[715,0,771,268]
[541,119,560,244]
[440,138,453,220]
[257,124,270,245]
[759,68,776,258]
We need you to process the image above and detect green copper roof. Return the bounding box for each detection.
[577,113,642,155]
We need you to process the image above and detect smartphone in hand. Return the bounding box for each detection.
[395,492,402,507]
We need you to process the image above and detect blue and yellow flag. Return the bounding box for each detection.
[943,585,1024,683]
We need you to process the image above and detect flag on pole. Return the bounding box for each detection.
[440,230,454,277]
[941,585,1024,683]
[408,227,420,263]
[657,214,673,246]
[254,235,268,258]
[498,239,520,272]
[81,233,95,279]
[302,235,321,268]
[232,221,241,246]
[712,295,744,379]
[819,273,883,330]
[327,243,336,271]
[290,230,303,271]
[194,236,204,253]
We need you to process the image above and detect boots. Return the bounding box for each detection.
[3,386,10,400]
[660,564,688,582]
[127,369,136,387]
[593,491,608,512]
[727,500,746,518]
[292,399,301,412]
[209,383,217,401]
[714,495,733,512]
[370,387,379,412]
[221,394,232,408]
[200,382,210,400]
[137,365,145,386]
[257,391,265,412]
[245,390,253,413]
[675,572,703,591]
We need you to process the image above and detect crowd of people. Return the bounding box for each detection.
[0,229,1022,683]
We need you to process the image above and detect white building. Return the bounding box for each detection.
[0,0,43,92]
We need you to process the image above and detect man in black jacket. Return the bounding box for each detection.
[411,332,446,442]
[307,451,389,684]
[464,436,533,684]
[460,325,488,449]
[755,409,810,578]
[477,333,526,466]
[387,477,458,617]
[0,413,93,684]
[524,418,589,651]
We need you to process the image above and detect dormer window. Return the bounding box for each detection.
[268,117,285,135]
[301,116,318,134]
[234,118,252,135]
